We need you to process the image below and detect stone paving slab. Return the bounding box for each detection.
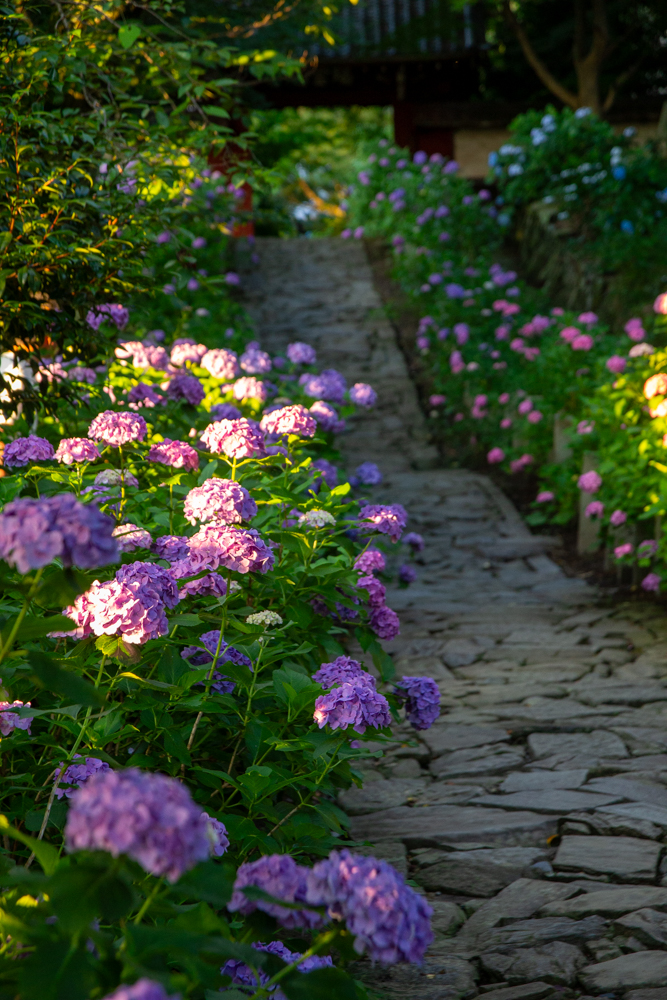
[243,238,667,998]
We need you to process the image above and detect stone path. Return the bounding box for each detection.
[244,238,667,998]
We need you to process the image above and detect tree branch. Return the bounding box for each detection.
[602,52,646,112]
[573,0,586,63]
[501,1,578,109]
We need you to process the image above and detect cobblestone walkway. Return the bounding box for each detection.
[244,238,667,998]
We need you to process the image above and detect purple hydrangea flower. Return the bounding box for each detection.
[349,383,377,407]
[311,459,338,488]
[313,656,373,689]
[0,700,32,736]
[67,366,98,384]
[86,303,129,330]
[170,342,207,367]
[354,549,386,575]
[240,347,272,374]
[308,401,344,434]
[166,371,205,406]
[181,629,251,676]
[200,419,266,459]
[0,494,118,573]
[184,479,256,525]
[286,342,317,365]
[232,376,269,403]
[175,568,228,600]
[359,504,408,543]
[369,605,400,640]
[65,768,227,881]
[154,535,190,561]
[354,462,382,486]
[394,676,440,730]
[54,755,111,799]
[209,403,241,421]
[54,438,101,466]
[299,369,347,403]
[101,979,175,1000]
[402,532,424,553]
[228,855,322,929]
[116,561,179,609]
[3,435,54,468]
[112,524,152,553]
[357,573,386,607]
[88,411,147,447]
[116,342,169,371]
[188,525,274,575]
[399,563,417,584]
[147,438,199,471]
[127,383,164,409]
[260,405,316,439]
[200,349,239,381]
[313,680,391,734]
[222,941,332,997]
[305,850,433,964]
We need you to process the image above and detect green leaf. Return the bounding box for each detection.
[175,860,235,907]
[206,106,230,118]
[281,967,359,1000]
[118,23,141,48]
[47,860,134,931]
[163,730,192,765]
[168,613,202,627]
[2,614,75,646]
[27,651,105,707]
[0,814,59,875]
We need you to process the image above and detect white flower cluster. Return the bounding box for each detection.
[246,610,283,627]
[298,510,336,528]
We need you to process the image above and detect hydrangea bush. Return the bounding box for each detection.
[0,297,438,997]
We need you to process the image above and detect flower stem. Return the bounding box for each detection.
[0,567,44,665]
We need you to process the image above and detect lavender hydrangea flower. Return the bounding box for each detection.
[399,563,417,584]
[359,504,408,543]
[240,347,272,374]
[166,371,205,406]
[369,605,400,640]
[188,525,274,575]
[311,459,338,488]
[209,402,241,421]
[305,850,433,964]
[116,342,169,371]
[309,400,344,433]
[54,438,101,466]
[154,535,190,561]
[232,376,268,403]
[0,700,32,736]
[222,941,332,997]
[170,342,207,367]
[313,680,391,734]
[313,656,374,689]
[184,479,257,525]
[349,382,377,407]
[101,979,175,1000]
[353,462,382,486]
[128,383,164,409]
[86,303,129,330]
[65,768,227,881]
[299,369,346,403]
[176,569,228,600]
[147,438,199,471]
[3,435,54,468]
[181,629,251,675]
[357,573,386,607]
[112,524,152,553]
[116,561,179,609]
[200,419,266,459]
[403,532,424,553]
[260,404,316,439]
[0,494,119,573]
[228,855,322,929]
[394,676,440,730]
[200,349,239,381]
[54,755,111,799]
[88,411,147,447]
[286,342,316,365]
[354,549,386,575]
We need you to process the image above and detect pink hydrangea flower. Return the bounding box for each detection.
[578,470,602,493]
[578,312,598,325]
[188,524,274,574]
[610,509,627,526]
[510,454,534,473]
[517,399,533,415]
[625,318,645,341]
[536,491,555,502]
[614,543,633,558]
[429,394,446,406]
[571,334,594,351]
[112,524,152,552]
[200,418,265,459]
[642,572,661,591]
[653,294,667,315]
[200,348,239,381]
[500,417,512,429]
[147,438,199,471]
[170,342,207,367]
[487,447,504,464]
[528,410,543,423]
[232,376,268,403]
[260,405,316,439]
[585,501,604,519]
[184,479,256,525]
[88,411,147,447]
[560,327,579,343]
[577,420,595,434]
[606,355,626,374]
